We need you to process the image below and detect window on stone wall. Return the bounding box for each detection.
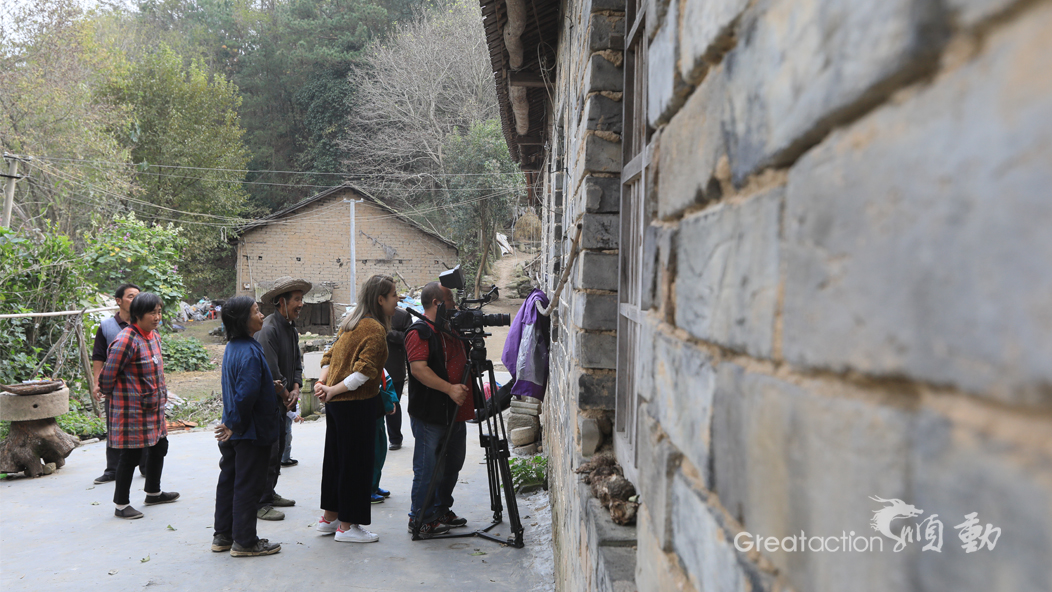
[615,0,653,486]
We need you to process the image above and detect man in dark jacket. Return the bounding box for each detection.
[384,306,412,449]
[254,277,311,521]
[91,283,141,484]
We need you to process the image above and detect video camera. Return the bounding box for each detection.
[438,266,510,337]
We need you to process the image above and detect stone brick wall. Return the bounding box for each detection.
[536,0,1052,590]
[235,188,459,313]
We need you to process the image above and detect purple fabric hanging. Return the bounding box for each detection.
[501,289,550,401]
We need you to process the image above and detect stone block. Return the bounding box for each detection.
[507,412,541,432]
[656,66,727,220]
[946,0,1018,27]
[645,0,672,40]
[511,426,538,446]
[588,495,637,547]
[579,132,622,175]
[574,292,618,331]
[679,0,748,82]
[514,443,539,455]
[910,407,1052,591]
[722,0,947,184]
[590,0,626,13]
[670,474,749,592]
[589,15,625,52]
[511,402,540,417]
[583,93,623,134]
[578,251,619,292]
[579,370,616,409]
[0,388,69,421]
[675,188,782,358]
[648,331,715,483]
[782,5,1052,406]
[711,367,915,592]
[579,416,602,456]
[635,403,682,550]
[647,0,687,127]
[583,175,620,214]
[586,54,624,93]
[640,223,676,311]
[581,213,619,250]
[578,331,618,369]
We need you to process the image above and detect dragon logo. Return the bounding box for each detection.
[870,496,924,552]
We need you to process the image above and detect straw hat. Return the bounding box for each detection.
[261,277,313,304]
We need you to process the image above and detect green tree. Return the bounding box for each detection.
[102,44,250,296]
[83,213,189,313]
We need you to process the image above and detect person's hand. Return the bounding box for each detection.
[313,381,325,398]
[214,423,232,442]
[447,383,470,406]
[92,383,104,402]
[387,408,397,415]
[287,386,301,409]
[293,415,304,424]
[316,383,332,403]
[273,380,285,398]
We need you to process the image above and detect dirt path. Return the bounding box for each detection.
[482,249,537,372]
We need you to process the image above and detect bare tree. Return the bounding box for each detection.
[340,0,500,206]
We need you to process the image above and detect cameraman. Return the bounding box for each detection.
[405,282,473,537]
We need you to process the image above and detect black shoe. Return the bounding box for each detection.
[144,491,180,505]
[280,459,298,467]
[211,533,233,552]
[438,510,468,528]
[388,442,402,450]
[115,506,144,520]
[408,519,450,538]
[230,538,281,557]
[94,473,115,485]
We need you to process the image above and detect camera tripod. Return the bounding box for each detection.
[406,311,525,548]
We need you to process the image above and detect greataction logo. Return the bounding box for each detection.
[733,497,1002,554]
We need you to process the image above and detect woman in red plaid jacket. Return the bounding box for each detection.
[98,292,180,519]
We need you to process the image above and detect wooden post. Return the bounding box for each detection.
[74,319,101,417]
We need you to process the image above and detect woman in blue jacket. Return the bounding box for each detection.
[212,296,283,557]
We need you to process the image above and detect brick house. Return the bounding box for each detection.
[233,184,458,333]
[479,0,1052,590]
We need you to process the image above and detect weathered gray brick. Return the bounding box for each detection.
[578,331,617,369]
[578,369,615,409]
[782,5,1052,406]
[679,0,748,83]
[648,330,715,484]
[582,175,620,214]
[946,0,1020,27]
[581,213,619,249]
[674,187,782,358]
[583,93,623,134]
[712,366,914,592]
[647,0,688,126]
[589,15,625,52]
[578,251,619,292]
[671,474,749,592]
[635,403,683,550]
[586,53,623,93]
[573,291,618,331]
[655,65,727,220]
[723,0,947,184]
[911,408,1052,591]
[579,132,622,174]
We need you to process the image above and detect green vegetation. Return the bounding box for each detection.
[160,335,216,373]
[509,455,548,493]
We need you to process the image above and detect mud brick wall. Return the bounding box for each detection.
[538,0,1052,590]
[235,188,458,312]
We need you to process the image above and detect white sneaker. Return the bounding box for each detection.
[335,524,379,543]
[316,517,338,534]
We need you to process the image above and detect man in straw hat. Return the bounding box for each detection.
[254,276,311,521]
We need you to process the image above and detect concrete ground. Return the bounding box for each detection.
[0,407,554,592]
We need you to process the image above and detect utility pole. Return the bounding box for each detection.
[2,153,28,229]
[344,198,364,303]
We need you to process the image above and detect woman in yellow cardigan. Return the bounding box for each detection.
[313,275,398,543]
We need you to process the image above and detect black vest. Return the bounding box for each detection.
[406,319,458,426]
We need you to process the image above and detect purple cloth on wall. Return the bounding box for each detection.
[501,289,550,401]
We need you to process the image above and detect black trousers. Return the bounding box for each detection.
[320,398,376,524]
[105,445,149,477]
[214,439,270,547]
[113,437,168,505]
[384,380,405,444]
[257,413,287,509]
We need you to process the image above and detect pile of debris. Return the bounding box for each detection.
[177,299,217,322]
[576,452,638,525]
[506,397,543,454]
[507,260,540,298]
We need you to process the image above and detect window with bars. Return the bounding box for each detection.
[614,0,652,486]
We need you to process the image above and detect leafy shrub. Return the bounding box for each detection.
[509,455,548,492]
[160,334,215,372]
[83,212,189,313]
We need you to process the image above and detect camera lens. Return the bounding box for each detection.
[482,313,511,327]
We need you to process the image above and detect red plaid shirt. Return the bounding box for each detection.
[98,326,168,449]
